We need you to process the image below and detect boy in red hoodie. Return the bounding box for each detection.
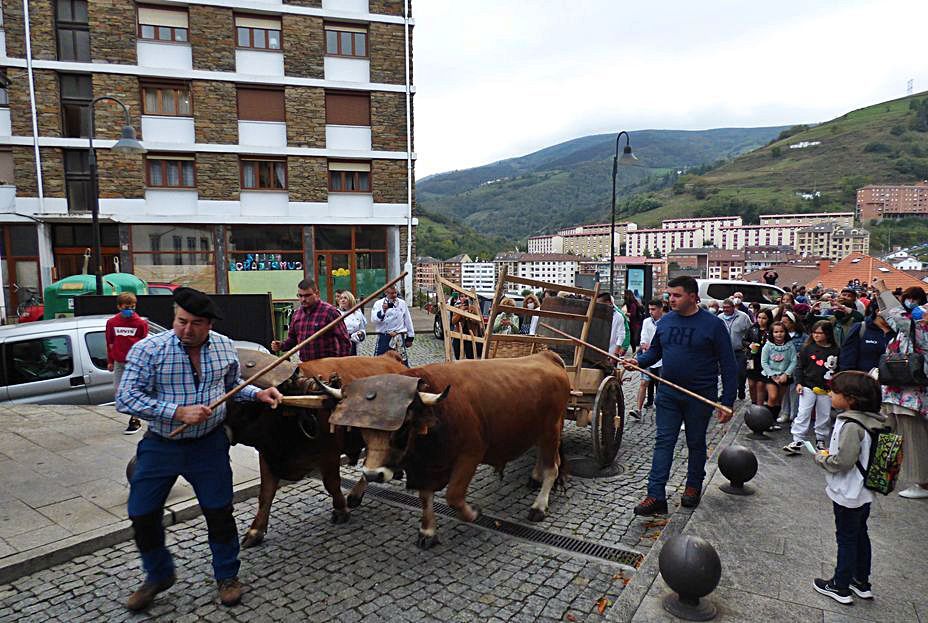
[106,293,149,434]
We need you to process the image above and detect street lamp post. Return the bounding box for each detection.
[87,96,145,295]
[609,131,638,297]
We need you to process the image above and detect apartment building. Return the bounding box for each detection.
[460,260,495,294]
[794,222,870,262]
[439,253,469,286]
[662,215,741,244]
[716,224,799,250]
[528,222,637,256]
[743,245,801,273]
[857,181,928,222]
[626,226,704,258]
[414,255,440,292]
[706,249,745,280]
[527,234,562,254]
[759,212,854,228]
[0,0,415,310]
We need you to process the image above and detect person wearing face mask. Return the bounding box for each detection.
[521,293,542,335]
[719,298,753,401]
[732,292,751,318]
[106,292,149,434]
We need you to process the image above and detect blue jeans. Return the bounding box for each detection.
[128,427,239,582]
[833,502,871,589]
[647,387,713,500]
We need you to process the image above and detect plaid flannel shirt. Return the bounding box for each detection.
[281,300,351,361]
[116,330,259,439]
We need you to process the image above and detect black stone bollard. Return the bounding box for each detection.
[718,445,758,496]
[659,534,722,621]
[744,404,775,440]
[126,456,137,484]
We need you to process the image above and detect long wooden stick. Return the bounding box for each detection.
[168,272,408,437]
[539,322,733,416]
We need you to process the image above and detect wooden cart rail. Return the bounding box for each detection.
[436,275,487,362]
[496,273,598,297]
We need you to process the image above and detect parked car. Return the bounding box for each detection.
[0,315,268,405]
[696,279,785,310]
[146,282,180,296]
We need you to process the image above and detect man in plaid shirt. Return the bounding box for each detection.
[272,278,351,361]
[117,288,282,611]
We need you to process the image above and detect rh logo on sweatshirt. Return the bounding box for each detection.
[114,327,139,337]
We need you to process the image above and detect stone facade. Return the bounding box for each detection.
[96,150,144,199]
[371,91,410,152]
[89,0,137,64]
[196,153,239,201]
[283,0,321,6]
[12,147,66,198]
[370,0,409,17]
[285,87,325,148]
[91,74,141,140]
[288,157,327,202]
[3,1,57,60]
[369,22,409,84]
[192,82,238,144]
[282,15,324,79]
[190,6,235,72]
[398,224,417,269]
[8,69,61,138]
[372,159,408,204]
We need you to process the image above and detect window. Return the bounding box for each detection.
[4,336,73,386]
[325,91,370,126]
[328,161,370,192]
[325,24,367,57]
[59,73,92,138]
[241,158,287,190]
[64,149,92,214]
[84,332,108,370]
[0,71,9,107]
[141,83,192,116]
[146,155,196,188]
[137,5,189,43]
[131,225,216,293]
[56,0,90,62]
[235,15,282,50]
[236,87,285,122]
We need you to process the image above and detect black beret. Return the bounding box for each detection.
[173,287,223,320]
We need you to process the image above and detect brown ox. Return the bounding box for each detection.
[226,351,405,547]
[321,351,570,549]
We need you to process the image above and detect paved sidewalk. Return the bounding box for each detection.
[616,417,928,622]
[0,405,259,584]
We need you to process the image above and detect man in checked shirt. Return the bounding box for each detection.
[271,278,351,361]
[117,287,283,611]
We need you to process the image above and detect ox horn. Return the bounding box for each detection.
[315,376,344,400]
[418,385,451,406]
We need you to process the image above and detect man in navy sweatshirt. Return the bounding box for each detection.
[622,276,737,515]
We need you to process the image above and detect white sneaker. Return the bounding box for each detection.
[776,414,789,423]
[898,484,928,499]
[783,441,803,455]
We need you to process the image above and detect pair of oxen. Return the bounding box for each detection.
[227,349,571,549]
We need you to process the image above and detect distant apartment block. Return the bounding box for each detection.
[627,227,704,257]
[440,253,470,286]
[759,212,855,228]
[527,234,563,254]
[415,256,441,292]
[460,261,495,293]
[716,224,800,250]
[795,222,870,262]
[492,252,587,288]
[529,222,636,257]
[662,215,741,244]
[857,182,928,222]
[743,245,802,273]
[706,249,745,280]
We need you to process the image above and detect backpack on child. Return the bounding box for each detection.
[846,419,904,495]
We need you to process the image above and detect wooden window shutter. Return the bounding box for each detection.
[325,91,371,126]
[237,88,285,122]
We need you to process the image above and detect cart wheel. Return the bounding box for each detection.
[591,375,624,467]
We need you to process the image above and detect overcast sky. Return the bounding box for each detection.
[412,0,928,178]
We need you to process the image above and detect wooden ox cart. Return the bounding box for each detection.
[437,267,625,467]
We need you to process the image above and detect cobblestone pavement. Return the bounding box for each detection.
[0,337,734,621]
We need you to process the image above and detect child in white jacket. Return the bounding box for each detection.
[811,371,886,605]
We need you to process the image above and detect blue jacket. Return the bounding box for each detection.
[838,318,895,373]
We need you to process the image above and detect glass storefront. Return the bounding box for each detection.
[1,224,40,314]
[314,225,387,302]
[131,224,216,292]
[227,225,304,300]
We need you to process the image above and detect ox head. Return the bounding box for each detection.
[319,374,450,483]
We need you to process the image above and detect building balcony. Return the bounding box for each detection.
[327,192,375,217]
[323,0,370,13]
[236,50,284,77]
[141,116,195,144]
[137,41,193,71]
[325,124,372,151]
[238,121,287,148]
[144,189,199,215]
[240,190,289,217]
[0,108,10,136]
[324,57,370,83]
[0,186,15,212]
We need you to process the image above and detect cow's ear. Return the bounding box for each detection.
[415,412,439,435]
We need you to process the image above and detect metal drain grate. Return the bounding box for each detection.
[360,484,643,568]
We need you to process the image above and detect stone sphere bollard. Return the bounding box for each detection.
[744,404,775,440]
[126,456,137,484]
[658,534,722,620]
[718,445,758,496]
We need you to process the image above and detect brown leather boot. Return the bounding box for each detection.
[126,574,176,611]
[217,577,243,606]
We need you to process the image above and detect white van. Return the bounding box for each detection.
[696,279,784,310]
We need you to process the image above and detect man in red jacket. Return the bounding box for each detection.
[106,293,149,434]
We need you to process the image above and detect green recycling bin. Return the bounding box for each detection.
[104,273,149,296]
[43,275,115,319]
[273,302,295,342]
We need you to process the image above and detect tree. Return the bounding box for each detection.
[771,146,782,158]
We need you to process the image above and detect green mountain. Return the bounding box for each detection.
[417,127,788,243]
[626,92,928,243]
